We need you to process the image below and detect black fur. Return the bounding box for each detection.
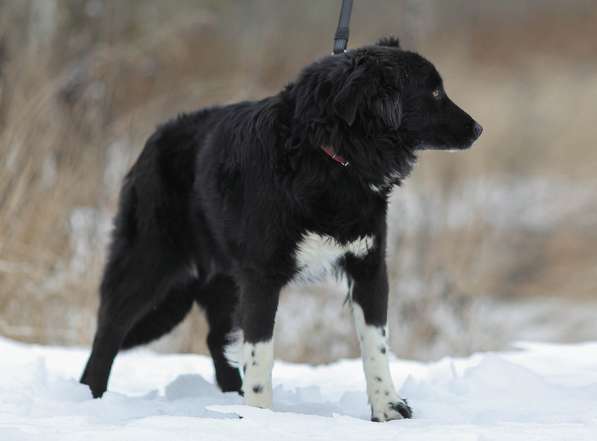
[81,38,481,403]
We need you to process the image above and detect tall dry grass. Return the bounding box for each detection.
[0,0,596,361]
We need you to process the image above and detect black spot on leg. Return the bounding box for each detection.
[375,376,382,382]
[381,328,386,337]
[380,346,386,354]
[390,400,413,419]
[384,390,389,397]
[251,350,255,357]
[252,361,257,366]
[243,364,247,374]
[252,384,263,394]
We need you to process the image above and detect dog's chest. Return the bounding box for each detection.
[291,232,374,284]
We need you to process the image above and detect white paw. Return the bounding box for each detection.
[370,395,412,422]
[243,383,273,409]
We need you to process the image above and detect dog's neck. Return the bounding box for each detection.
[318,141,417,193]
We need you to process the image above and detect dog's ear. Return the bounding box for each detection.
[332,65,367,126]
[376,36,401,48]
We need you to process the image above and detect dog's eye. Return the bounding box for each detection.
[432,89,441,99]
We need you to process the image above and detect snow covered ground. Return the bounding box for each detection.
[0,337,596,440]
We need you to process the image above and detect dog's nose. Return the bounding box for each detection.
[473,123,483,140]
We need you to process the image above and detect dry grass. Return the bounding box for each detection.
[0,1,596,361]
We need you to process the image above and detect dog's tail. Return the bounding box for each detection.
[121,280,198,349]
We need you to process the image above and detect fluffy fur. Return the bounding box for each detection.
[81,37,482,421]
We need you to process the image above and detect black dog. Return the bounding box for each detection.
[81,37,482,422]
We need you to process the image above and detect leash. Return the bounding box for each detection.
[332,0,354,54]
[321,0,354,168]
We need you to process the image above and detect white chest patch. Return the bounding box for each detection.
[292,232,374,284]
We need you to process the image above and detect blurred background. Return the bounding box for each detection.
[0,0,596,363]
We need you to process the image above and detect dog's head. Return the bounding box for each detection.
[287,37,482,183]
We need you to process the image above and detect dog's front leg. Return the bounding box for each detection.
[237,274,281,409]
[347,259,412,422]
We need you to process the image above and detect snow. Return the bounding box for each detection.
[0,337,596,440]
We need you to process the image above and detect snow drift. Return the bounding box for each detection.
[0,337,596,440]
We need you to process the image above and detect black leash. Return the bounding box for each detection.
[333,0,354,54]
[323,0,354,168]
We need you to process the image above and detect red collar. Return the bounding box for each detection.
[321,145,350,167]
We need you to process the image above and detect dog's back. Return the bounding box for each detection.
[116,106,231,263]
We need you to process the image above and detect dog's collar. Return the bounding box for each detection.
[321,145,350,167]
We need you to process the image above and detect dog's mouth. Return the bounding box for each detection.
[416,140,474,151]
[417,143,469,151]
[417,124,483,151]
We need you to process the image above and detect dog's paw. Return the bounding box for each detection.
[243,383,273,409]
[370,398,412,422]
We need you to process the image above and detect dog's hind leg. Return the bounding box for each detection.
[195,274,242,393]
[80,246,182,398]
[345,256,413,422]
